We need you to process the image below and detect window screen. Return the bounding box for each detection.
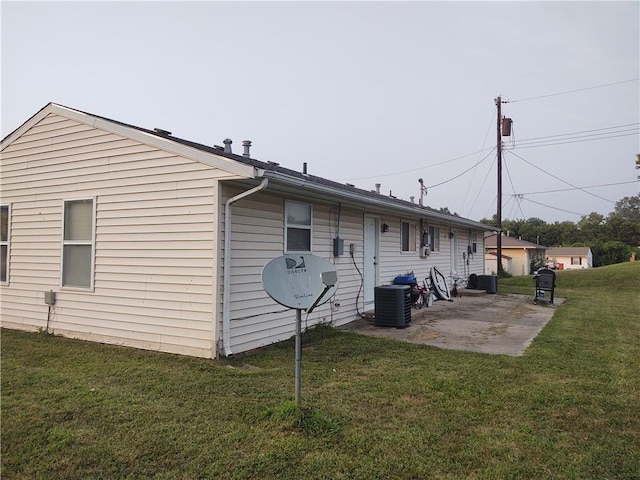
[0,205,8,283]
[428,226,440,252]
[401,221,416,252]
[285,201,312,252]
[62,199,94,288]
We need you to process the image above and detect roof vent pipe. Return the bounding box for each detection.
[223,138,233,154]
[303,162,307,174]
[242,140,251,157]
[375,183,381,194]
[410,196,415,204]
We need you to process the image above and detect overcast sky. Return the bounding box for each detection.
[2,1,639,223]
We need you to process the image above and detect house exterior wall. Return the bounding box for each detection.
[222,188,370,354]
[485,248,527,275]
[0,113,242,357]
[547,254,591,270]
[2,106,490,359]
[484,254,512,275]
[222,187,487,354]
[377,223,483,287]
[485,247,543,275]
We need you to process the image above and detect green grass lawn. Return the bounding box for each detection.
[2,262,639,479]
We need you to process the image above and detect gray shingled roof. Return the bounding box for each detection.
[5,103,493,231]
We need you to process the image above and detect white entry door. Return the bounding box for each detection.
[363,216,379,310]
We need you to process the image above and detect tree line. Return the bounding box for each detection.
[479,194,640,267]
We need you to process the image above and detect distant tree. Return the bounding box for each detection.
[541,221,579,247]
[502,219,523,239]
[599,241,633,266]
[518,217,546,244]
[605,195,640,247]
[477,194,639,266]
[576,212,606,245]
[439,206,460,216]
[479,215,497,227]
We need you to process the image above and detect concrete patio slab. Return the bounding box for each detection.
[341,293,563,356]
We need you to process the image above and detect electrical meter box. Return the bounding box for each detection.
[44,291,56,305]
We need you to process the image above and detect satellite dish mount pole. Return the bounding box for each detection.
[295,308,302,405]
[295,272,337,405]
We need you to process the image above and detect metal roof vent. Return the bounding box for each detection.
[242,140,252,158]
[154,128,172,136]
[223,138,233,154]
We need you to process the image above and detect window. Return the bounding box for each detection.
[428,226,440,252]
[571,257,582,265]
[62,198,95,288]
[1,205,9,283]
[285,201,312,252]
[401,221,416,252]
[471,232,478,253]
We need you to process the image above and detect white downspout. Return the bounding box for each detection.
[222,178,269,357]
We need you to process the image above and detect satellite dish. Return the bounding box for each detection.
[430,266,451,301]
[262,254,339,311]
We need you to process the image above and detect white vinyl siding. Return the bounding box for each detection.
[224,190,365,354]
[1,205,9,284]
[0,112,242,357]
[2,105,492,358]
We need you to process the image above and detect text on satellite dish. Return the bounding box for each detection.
[294,293,313,299]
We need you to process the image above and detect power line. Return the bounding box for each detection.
[507,130,639,150]
[515,180,638,196]
[426,148,495,189]
[509,78,640,103]
[460,108,497,216]
[515,123,639,143]
[465,157,496,219]
[503,156,527,219]
[522,197,584,217]
[506,150,615,204]
[339,146,495,182]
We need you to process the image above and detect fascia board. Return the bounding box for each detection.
[1,103,54,150]
[50,105,256,178]
[261,170,492,231]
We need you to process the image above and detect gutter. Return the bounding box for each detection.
[260,170,491,231]
[221,178,269,357]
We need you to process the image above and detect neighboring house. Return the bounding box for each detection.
[546,247,593,270]
[1,103,492,358]
[484,252,512,276]
[484,232,546,276]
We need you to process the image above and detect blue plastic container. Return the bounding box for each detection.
[393,274,417,285]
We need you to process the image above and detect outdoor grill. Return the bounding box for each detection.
[533,267,556,304]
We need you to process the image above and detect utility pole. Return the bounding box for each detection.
[495,96,503,275]
[495,96,512,276]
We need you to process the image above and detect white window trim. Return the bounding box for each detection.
[1,204,10,285]
[284,200,313,253]
[60,197,96,291]
[401,220,416,253]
